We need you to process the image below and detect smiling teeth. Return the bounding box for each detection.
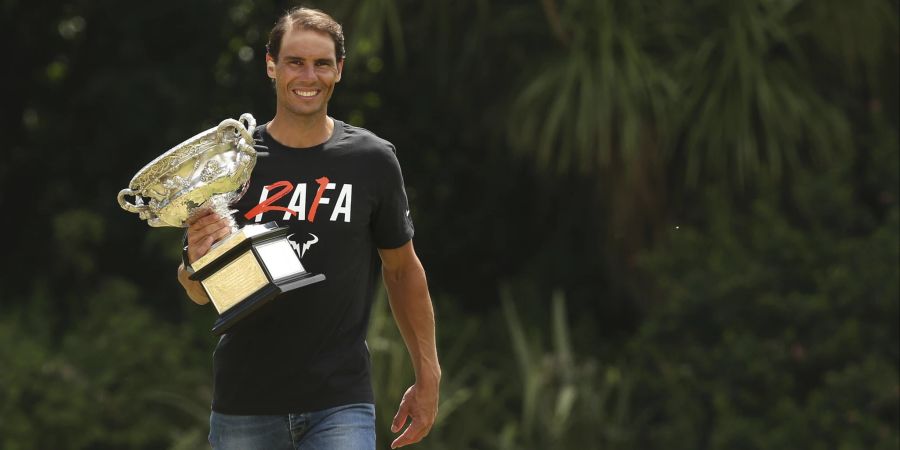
[294,90,317,97]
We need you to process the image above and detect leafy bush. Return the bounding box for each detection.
[633,151,899,449]
[0,278,213,450]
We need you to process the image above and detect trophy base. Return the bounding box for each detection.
[211,271,325,335]
[187,222,325,335]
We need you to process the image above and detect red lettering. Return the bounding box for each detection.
[243,181,299,220]
[307,176,330,222]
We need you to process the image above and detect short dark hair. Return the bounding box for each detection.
[266,7,345,62]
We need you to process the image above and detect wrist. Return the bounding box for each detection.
[415,363,442,387]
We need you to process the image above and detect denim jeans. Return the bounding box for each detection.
[208,403,376,450]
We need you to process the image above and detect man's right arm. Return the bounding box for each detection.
[177,209,233,305]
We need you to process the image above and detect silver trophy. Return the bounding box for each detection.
[118,114,324,334]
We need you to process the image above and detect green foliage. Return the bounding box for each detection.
[0,279,214,450]
[676,0,853,184]
[335,0,406,66]
[505,0,897,186]
[507,0,677,174]
[498,288,638,450]
[370,285,641,450]
[53,209,105,276]
[633,146,899,449]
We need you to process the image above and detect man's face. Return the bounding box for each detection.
[267,28,343,119]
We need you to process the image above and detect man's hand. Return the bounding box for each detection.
[177,208,232,305]
[391,382,439,448]
[185,208,232,264]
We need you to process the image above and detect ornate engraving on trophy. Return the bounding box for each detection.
[205,252,269,313]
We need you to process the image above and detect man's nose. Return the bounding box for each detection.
[298,64,316,80]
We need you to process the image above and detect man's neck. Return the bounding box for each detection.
[267,112,334,149]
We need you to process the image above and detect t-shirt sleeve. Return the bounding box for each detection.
[371,145,415,249]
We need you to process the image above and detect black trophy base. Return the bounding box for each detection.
[186,222,326,336]
[211,271,325,335]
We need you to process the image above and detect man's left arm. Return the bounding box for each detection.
[379,240,441,449]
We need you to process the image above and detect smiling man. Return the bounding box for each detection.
[176,7,440,450]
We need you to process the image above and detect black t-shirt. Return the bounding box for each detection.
[210,118,414,414]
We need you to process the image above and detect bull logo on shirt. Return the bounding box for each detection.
[287,233,319,260]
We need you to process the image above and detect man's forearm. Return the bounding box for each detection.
[178,263,211,305]
[383,261,441,384]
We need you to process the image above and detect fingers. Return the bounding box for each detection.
[390,396,435,448]
[187,212,226,234]
[390,384,439,448]
[187,214,230,241]
[185,207,214,226]
[185,211,233,263]
[187,229,231,262]
[391,419,429,449]
[189,221,231,244]
[391,401,410,433]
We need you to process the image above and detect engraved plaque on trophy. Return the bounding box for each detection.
[117,114,325,335]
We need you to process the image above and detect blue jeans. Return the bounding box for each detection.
[208,403,376,450]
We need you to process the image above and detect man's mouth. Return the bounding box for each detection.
[292,88,320,98]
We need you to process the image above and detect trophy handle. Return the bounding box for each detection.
[239,113,256,134]
[117,188,149,214]
[216,116,255,146]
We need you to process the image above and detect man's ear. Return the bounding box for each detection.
[266,53,277,79]
[336,58,344,83]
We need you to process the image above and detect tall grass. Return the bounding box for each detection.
[369,285,640,449]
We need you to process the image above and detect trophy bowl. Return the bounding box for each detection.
[117,113,258,228]
[117,113,324,335]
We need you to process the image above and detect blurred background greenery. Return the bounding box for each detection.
[1,0,897,449]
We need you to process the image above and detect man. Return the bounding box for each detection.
[177,7,440,449]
